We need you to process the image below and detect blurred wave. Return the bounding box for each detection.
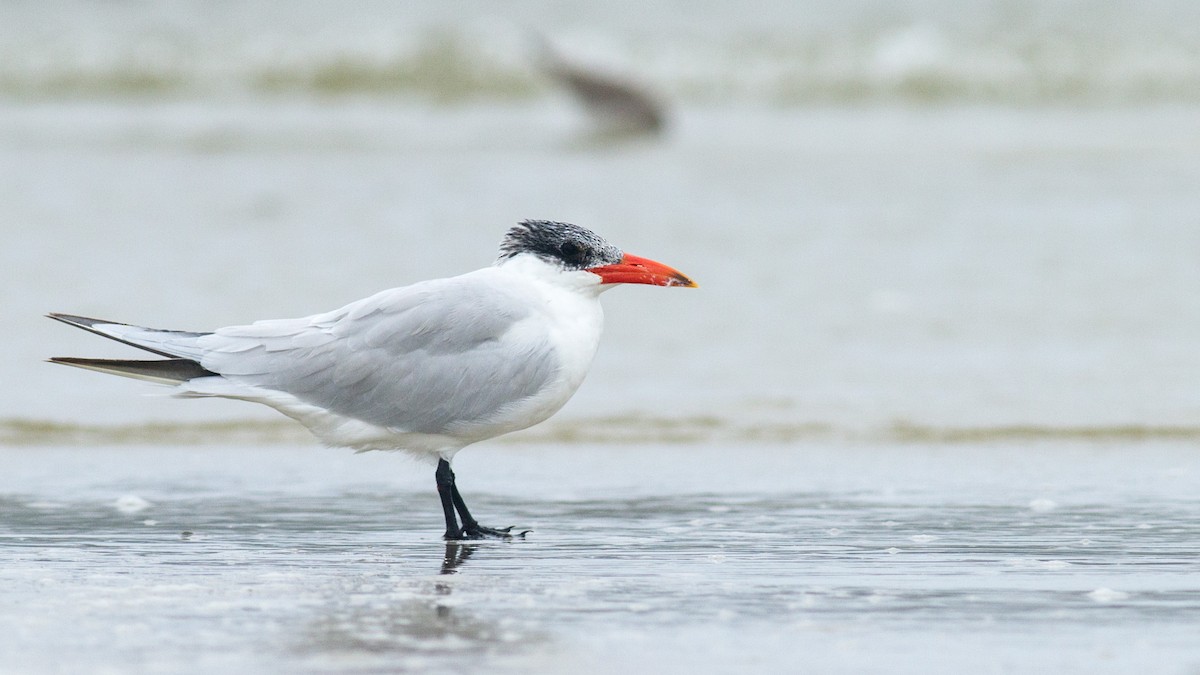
[3,2,1200,104]
[5,416,1200,446]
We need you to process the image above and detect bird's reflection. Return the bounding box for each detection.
[439,542,477,575]
[296,536,538,660]
[436,542,476,619]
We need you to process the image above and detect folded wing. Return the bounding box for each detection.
[196,276,561,435]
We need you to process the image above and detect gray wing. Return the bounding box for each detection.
[196,276,560,435]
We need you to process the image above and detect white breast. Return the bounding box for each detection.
[453,258,607,446]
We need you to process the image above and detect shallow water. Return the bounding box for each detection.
[3,441,1200,674]
[3,7,1200,432]
[8,100,1200,434]
[5,2,1200,673]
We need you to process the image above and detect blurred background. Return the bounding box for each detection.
[4,0,1200,436]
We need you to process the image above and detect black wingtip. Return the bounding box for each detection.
[47,313,113,329]
[45,356,217,383]
[47,356,93,367]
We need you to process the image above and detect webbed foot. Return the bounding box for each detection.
[448,523,530,540]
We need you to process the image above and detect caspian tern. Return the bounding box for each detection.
[48,220,696,540]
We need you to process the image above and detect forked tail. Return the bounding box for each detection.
[47,313,218,385]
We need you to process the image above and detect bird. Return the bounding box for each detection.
[48,220,696,540]
[531,34,667,137]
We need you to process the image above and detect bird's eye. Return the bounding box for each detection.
[559,241,582,258]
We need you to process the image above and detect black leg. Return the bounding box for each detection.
[435,459,460,540]
[435,458,525,540]
[452,484,515,538]
[450,483,481,530]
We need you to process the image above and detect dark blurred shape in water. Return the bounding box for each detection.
[531,32,667,139]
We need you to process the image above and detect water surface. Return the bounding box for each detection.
[4,2,1200,673]
[3,441,1199,673]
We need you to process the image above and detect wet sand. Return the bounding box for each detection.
[3,439,1199,674]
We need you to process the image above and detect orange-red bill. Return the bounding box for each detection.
[587,253,697,288]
